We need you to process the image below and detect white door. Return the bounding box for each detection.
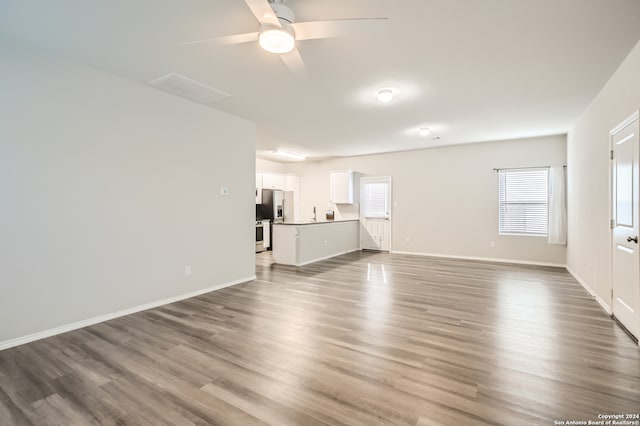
[611,111,640,340]
[360,177,392,251]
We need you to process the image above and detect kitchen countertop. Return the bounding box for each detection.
[273,219,359,226]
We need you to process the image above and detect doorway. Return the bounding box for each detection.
[610,111,639,341]
[360,176,392,251]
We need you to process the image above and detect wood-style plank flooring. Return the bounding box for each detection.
[1,251,639,425]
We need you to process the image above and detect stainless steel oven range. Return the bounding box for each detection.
[256,220,265,252]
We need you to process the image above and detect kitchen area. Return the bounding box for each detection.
[256,169,361,266]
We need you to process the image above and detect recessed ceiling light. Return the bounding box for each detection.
[418,127,431,136]
[377,88,394,103]
[259,25,295,54]
[273,150,306,160]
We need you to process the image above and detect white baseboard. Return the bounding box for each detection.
[0,275,256,352]
[391,250,567,268]
[565,265,611,314]
[595,295,612,315]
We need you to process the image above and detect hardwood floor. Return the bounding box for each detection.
[1,251,639,425]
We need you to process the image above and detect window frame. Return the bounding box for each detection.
[498,167,549,237]
[362,181,390,219]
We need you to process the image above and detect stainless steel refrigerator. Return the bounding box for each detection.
[261,189,294,223]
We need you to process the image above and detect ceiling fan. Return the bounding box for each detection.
[182,0,388,75]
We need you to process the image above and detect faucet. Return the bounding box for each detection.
[312,206,317,222]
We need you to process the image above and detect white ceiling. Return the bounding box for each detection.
[2,0,640,161]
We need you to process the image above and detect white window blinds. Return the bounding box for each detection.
[362,182,388,218]
[498,168,549,236]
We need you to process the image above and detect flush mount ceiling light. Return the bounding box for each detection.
[418,127,431,136]
[377,88,394,103]
[259,24,295,54]
[273,150,306,160]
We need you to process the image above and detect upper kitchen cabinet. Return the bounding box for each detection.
[330,170,354,204]
[257,172,299,209]
[262,173,285,190]
[256,171,300,220]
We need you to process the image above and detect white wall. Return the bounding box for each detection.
[567,40,640,310]
[0,40,256,346]
[256,158,287,174]
[286,135,567,266]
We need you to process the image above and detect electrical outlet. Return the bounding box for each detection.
[185,265,192,276]
[489,241,496,248]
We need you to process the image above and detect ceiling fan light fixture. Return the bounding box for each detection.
[377,88,394,103]
[259,25,295,54]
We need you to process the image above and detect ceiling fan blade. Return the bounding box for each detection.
[290,18,388,41]
[180,32,259,46]
[244,0,281,27]
[280,48,306,77]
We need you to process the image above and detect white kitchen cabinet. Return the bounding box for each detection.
[255,173,263,204]
[262,173,285,190]
[329,170,354,204]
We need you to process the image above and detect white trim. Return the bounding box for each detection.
[0,275,256,352]
[391,250,566,268]
[566,266,611,314]
[609,111,639,338]
[609,110,639,135]
[295,248,360,266]
[596,295,614,318]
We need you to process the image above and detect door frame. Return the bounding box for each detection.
[609,110,639,316]
[359,176,393,252]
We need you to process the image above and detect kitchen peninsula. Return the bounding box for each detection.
[272,220,359,266]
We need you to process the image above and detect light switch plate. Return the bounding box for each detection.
[220,187,229,196]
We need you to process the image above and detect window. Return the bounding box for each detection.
[362,182,389,218]
[498,168,548,236]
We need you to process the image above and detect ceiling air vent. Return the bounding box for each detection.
[149,73,230,105]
